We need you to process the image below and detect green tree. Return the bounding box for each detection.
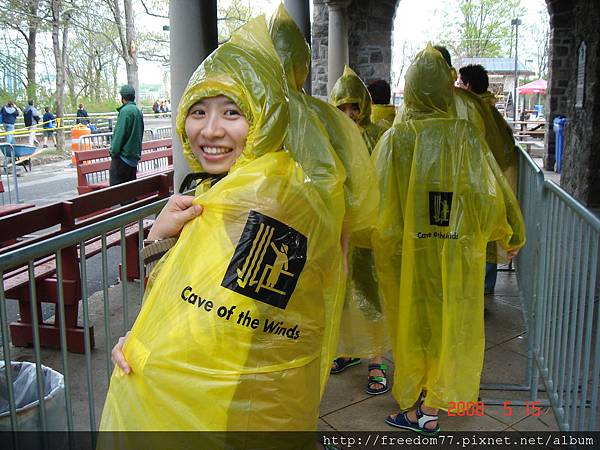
[0,0,44,100]
[437,0,522,59]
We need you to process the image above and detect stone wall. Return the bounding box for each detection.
[311,0,329,96]
[311,0,398,96]
[347,0,396,84]
[550,0,600,206]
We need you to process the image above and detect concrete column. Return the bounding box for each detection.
[169,0,218,191]
[326,0,352,95]
[284,0,312,93]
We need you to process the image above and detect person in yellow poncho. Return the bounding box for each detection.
[372,44,525,435]
[99,16,345,439]
[368,79,396,129]
[268,5,377,237]
[458,63,520,294]
[268,10,386,390]
[330,66,386,152]
[328,65,390,395]
[432,46,520,296]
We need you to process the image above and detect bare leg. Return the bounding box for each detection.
[368,355,385,391]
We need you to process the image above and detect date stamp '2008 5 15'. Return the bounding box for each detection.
[447,401,542,417]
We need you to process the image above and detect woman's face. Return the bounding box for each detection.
[185,95,250,174]
[338,102,360,123]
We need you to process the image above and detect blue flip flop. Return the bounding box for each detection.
[385,406,440,436]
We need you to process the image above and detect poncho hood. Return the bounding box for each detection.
[176,16,290,173]
[404,44,454,120]
[268,4,310,92]
[329,66,373,128]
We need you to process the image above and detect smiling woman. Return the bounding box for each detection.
[184,95,250,174]
[98,15,346,437]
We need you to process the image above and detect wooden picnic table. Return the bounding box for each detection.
[515,129,546,139]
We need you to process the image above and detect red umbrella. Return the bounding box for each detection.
[518,78,547,94]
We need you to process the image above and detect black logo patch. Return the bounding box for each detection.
[221,211,307,309]
[429,192,453,226]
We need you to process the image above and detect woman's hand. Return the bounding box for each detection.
[112,331,132,374]
[147,194,203,240]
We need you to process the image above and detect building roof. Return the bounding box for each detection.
[456,57,535,76]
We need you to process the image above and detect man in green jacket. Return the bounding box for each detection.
[109,84,145,185]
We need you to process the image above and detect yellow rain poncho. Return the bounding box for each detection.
[452,86,519,266]
[452,88,518,185]
[329,66,386,152]
[371,45,525,411]
[371,104,396,130]
[99,17,345,432]
[268,4,377,234]
[326,66,388,358]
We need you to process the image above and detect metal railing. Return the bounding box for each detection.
[152,127,172,139]
[0,199,166,431]
[77,128,170,151]
[514,145,600,431]
[78,133,113,151]
[0,144,22,204]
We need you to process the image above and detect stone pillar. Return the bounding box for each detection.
[284,0,312,93]
[169,0,218,191]
[544,24,574,172]
[326,0,352,94]
[553,0,600,207]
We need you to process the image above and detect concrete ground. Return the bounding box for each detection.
[318,270,560,433]
[6,269,562,433]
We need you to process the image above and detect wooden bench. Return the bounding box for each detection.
[0,172,173,353]
[74,138,173,194]
[0,178,34,218]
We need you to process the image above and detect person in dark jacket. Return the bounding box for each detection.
[76,103,90,125]
[109,84,145,185]
[42,106,57,148]
[1,100,19,144]
[24,100,41,145]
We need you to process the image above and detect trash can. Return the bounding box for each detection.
[553,116,567,173]
[0,361,66,431]
[533,104,544,117]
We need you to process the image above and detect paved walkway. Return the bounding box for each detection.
[318,270,559,433]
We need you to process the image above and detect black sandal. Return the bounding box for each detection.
[385,404,440,435]
[330,357,361,374]
[366,363,389,395]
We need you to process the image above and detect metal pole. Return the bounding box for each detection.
[169,0,218,191]
[512,18,521,121]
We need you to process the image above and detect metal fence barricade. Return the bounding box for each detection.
[0,199,166,433]
[78,133,113,151]
[514,145,600,431]
[0,144,21,204]
[530,180,600,431]
[143,129,154,141]
[153,127,172,139]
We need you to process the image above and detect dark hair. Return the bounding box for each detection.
[122,92,135,102]
[367,79,391,104]
[459,64,489,94]
[433,45,452,67]
[28,100,34,106]
[44,106,50,112]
